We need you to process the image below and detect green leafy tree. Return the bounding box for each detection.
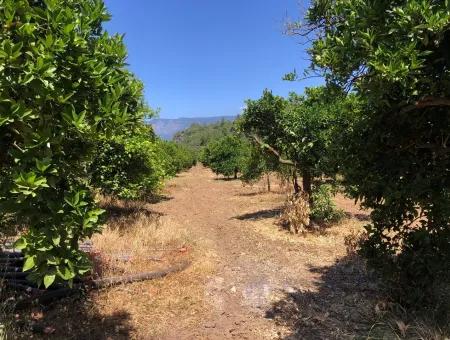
[201,135,249,179]
[240,88,357,201]
[90,126,165,200]
[295,0,450,301]
[158,140,196,177]
[173,119,235,151]
[240,145,280,191]
[0,0,146,286]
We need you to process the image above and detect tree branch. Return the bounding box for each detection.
[252,135,295,166]
[401,97,450,114]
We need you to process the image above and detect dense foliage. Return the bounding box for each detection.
[91,129,195,200]
[240,145,280,191]
[295,0,450,302]
[90,127,162,200]
[201,135,250,179]
[240,87,358,200]
[0,0,149,287]
[158,139,196,177]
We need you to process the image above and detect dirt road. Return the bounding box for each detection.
[152,165,374,339]
[16,165,439,339]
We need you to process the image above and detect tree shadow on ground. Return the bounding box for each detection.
[100,200,165,232]
[12,293,135,339]
[233,208,282,221]
[236,191,284,197]
[103,203,164,220]
[265,255,450,339]
[265,255,384,339]
[146,194,173,204]
[344,211,370,222]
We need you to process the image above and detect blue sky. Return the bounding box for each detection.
[103,0,322,119]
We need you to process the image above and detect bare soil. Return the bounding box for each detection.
[149,165,377,339]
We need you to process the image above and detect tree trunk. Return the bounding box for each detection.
[292,170,300,194]
[234,167,238,179]
[302,170,313,206]
[266,173,271,192]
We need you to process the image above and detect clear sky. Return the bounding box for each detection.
[103,0,322,119]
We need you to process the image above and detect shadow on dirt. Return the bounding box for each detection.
[11,295,134,339]
[344,212,370,222]
[100,200,165,232]
[214,177,238,181]
[265,255,382,339]
[104,203,164,220]
[236,191,284,197]
[147,194,174,204]
[233,208,282,221]
[266,254,450,339]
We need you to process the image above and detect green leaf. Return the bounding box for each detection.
[14,237,27,250]
[52,235,60,246]
[44,274,56,288]
[23,256,36,271]
[57,265,75,280]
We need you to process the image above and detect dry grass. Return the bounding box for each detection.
[92,198,191,277]
[7,197,214,339]
[79,197,214,338]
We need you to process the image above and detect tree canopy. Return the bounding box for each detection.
[201,135,250,179]
[240,87,358,198]
[173,120,235,151]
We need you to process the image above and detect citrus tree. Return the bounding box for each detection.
[240,87,358,200]
[0,0,146,287]
[295,0,450,301]
[158,140,196,177]
[90,126,165,200]
[240,145,280,192]
[201,135,249,179]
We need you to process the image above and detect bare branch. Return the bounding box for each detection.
[252,135,295,166]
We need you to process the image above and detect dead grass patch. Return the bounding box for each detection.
[10,196,214,339]
[83,197,214,338]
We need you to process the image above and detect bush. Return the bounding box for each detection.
[90,127,165,200]
[310,184,345,223]
[158,140,196,177]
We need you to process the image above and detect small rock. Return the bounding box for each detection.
[204,323,216,329]
[230,286,237,293]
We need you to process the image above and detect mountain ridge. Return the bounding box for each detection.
[148,115,236,140]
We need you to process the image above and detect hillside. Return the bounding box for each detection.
[173,119,235,150]
[148,116,236,140]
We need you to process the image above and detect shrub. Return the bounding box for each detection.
[158,140,196,177]
[201,135,249,178]
[310,184,345,223]
[90,127,165,200]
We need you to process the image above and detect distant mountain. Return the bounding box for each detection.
[147,116,236,140]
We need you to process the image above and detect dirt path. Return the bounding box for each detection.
[151,165,373,339]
